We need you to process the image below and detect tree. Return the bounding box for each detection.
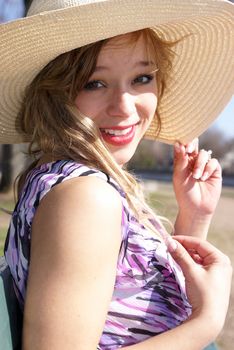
[199,127,230,160]
[24,0,32,12]
[128,140,173,172]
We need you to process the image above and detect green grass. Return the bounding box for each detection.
[0,197,14,256]
[148,191,178,220]
[0,199,15,211]
[221,187,234,199]
[0,227,8,256]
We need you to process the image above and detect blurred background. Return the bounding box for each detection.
[0,1,233,350]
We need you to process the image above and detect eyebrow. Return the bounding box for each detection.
[94,60,156,72]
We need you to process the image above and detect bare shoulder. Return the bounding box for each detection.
[42,174,122,208]
[32,175,123,252]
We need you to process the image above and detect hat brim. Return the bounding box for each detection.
[0,0,233,144]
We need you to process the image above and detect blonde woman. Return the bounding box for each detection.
[1,1,233,349]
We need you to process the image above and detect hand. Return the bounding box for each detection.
[173,138,222,216]
[167,235,232,333]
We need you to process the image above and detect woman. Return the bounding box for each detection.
[0,1,233,349]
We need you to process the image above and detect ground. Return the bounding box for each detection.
[0,182,233,350]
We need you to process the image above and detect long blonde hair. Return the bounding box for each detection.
[17,28,176,236]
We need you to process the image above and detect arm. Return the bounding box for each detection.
[173,139,222,239]
[174,210,212,239]
[23,176,122,350]
[122,317,217,350]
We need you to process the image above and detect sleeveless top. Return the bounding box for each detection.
[4,160,191,349]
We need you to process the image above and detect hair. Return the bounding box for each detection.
[16,28,177,237]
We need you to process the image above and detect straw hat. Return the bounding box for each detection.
[0,0,233,145]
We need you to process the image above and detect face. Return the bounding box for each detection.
[75,33,158,166]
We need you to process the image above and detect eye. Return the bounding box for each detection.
[133,74,154,85]
[83,80,105,91]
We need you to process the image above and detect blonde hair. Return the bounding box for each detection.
[17,28,176,237]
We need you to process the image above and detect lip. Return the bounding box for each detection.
[100,124,138,146]
[100,122,138,130]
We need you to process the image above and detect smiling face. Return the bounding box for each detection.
[75,33,158,166]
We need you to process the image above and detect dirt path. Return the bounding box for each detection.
[208,195,234,350]
[211,196,234,235]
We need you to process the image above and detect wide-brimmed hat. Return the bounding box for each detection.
[0,0,233,145]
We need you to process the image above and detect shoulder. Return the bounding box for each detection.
[21,159,122,209]
[31,175,123,254]
[42,174,123,214]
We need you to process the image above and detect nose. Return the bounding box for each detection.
[107,89,136,118]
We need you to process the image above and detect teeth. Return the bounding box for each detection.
[102,127,132,136]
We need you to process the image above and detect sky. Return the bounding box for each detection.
[210,96,234,140]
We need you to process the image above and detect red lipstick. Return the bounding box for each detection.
[100,124,137,146]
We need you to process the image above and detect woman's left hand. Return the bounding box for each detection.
[172,138,222,237]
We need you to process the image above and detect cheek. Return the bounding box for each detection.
[149,97,158,115]
[75,94,86,113]
[75,93,101,121]
[139,93,158,118]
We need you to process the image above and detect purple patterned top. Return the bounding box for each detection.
[4,160,191,349]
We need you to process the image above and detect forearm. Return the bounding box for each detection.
[122,316,217,350]
[174,210,213,239]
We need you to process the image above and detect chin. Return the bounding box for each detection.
[104,132,142,167]
[110,146,138,167]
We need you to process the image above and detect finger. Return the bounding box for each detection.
[174,142,187,169]
[200,158,222,181]
[185,138,199,154]
[192,149,212,180]
[166,238,196,275]
[174,142,185,157]
[173,235,228,264]
[188,251,204,265]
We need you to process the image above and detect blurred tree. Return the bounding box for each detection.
[128,140,172,172]
[129,128,233,174]
[219,137,234,176]
[24,0,32,12]
[0,145,12,191]
[199,127,231,160]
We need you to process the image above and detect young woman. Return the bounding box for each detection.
[0,1,233,349]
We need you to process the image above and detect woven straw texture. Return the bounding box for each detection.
[0,0,233,144]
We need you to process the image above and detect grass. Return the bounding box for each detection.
[148,191,178,218]
[0,227,8,255]
[220,187,234,199]
[0,196,14,255]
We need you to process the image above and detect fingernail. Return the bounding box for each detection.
[186,144,194,153]
[201,172,209,181]
[167,239,178,253]
[193,169,202,179]
[174,142,181,153]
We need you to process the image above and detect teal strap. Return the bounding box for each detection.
[204,343,219,350]
[0,257,22,350]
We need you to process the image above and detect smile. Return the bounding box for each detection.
[101,127,133,136]
[100,124,137,146]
